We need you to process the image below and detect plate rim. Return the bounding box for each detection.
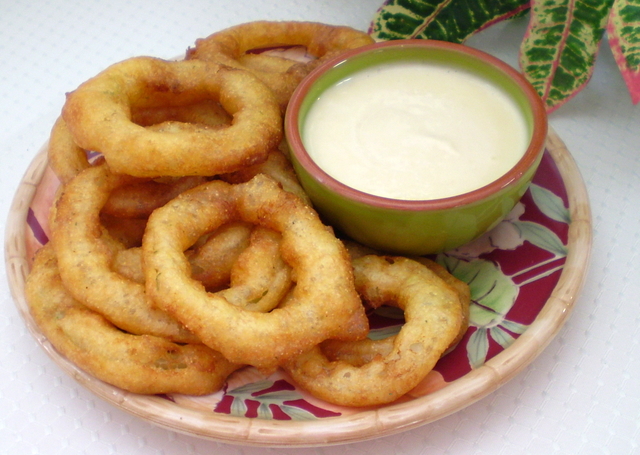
[4,126,592,447]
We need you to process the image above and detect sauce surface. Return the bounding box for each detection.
[302,62,530,200]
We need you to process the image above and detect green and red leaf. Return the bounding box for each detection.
[519,0,615,112]
[370,0,531,43]
[607,0,640,103]
[370,0,640,109]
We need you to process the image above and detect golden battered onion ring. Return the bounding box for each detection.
[132,98,232,128]
[238,51,300,74]
[112,223,292,312]
[415,257,470,348]
[186,221,253,290]
[219,147,311,205]
[51,163,197,343]
[48,117,91,184]
[62,57,282,177]
[143,174,368,371]
[100,212,148,249]
[186,21,374,109]
[216,226,292,312]
[111,221,256,291]
[111,246,146,284]
[321,256,471,365]
[103,176,209,219]
[26,244,240,395]
[342,239,471,351]
[49,98,233,184]
[283,255,463,407]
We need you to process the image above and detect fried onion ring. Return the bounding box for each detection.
[26,244,240,395]
[100,212,148,248]
[103,176,209,219]
[51,163,197,343]
[219,147,311,205]
[186,221,253,290]
[321,256,471,366]
[415,257,471,348]
[238,51,300,74]
[132,98,232,129]
[62,57,282,177]
[112,223,292,311]
[48,117,91,184]
[342,239,471,351]
[143,174,368,371]
[283,255,463,407]
[216,226,292,312]
[49,97,234,184]
[186,21,374,109]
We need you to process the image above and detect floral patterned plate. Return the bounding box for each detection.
[5,127,591,447]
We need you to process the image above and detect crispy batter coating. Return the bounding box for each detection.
[47,116,91,185]
[220,146,312,206]
[51,163,197,342]
[62,57,282,177]
[187,21,374,109]
[26,244,241,395]
[27,21,473,403]
[103,176,209,219]
[143,174,369,372]
[283,255,463,407]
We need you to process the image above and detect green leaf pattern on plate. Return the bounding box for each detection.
[438,184,570,368]
[529,183,572,223]
[224,380,321,420]
[467,328,491,369]
[368,323,403,340]
[438,256,520,368]
[512,220,568,256]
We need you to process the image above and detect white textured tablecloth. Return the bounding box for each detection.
[1,2,638,454]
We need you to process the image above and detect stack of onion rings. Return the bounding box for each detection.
[186,21,374,110]
[24,20,470,405]
[27,244,241,395]
[51,163,197,342]
[143,174,369,372]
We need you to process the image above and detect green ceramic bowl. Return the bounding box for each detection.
[285,39,548,255]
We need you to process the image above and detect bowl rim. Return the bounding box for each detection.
[285,39,548,212]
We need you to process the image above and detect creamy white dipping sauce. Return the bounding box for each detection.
[302,61,530,200]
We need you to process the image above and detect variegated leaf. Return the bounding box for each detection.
[519,0,615,111]
[607,0,640,103]
[370,0,531,43]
